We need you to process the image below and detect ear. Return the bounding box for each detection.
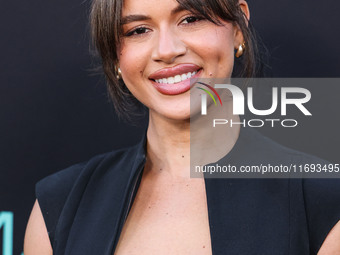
[234,0,250,48]
[239,0,250,24]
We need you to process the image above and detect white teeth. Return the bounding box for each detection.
[174,75,181,83]
[154,71,197,84]
[167,77,175,84]
[181,73,187,80]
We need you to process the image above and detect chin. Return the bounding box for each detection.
[150,108,191,122]
[166,111,191,121]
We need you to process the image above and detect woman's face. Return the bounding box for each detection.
[119,0,244,120]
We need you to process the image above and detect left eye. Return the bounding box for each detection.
[181,16,201,24]
[125,27,151,37]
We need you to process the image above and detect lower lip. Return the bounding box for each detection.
[151,69,202,95]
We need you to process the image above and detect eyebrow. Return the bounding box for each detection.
[170,5,186,15]
[121,5,187,25]
[121,15,151,25]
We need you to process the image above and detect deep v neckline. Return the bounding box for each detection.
[109,127,246,254]
[57,126,301,254]
[110,164,214,255]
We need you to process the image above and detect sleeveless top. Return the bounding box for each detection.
[36,127,340,254]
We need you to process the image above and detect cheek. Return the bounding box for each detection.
[187,26,235,73]
[204,29,235,61]
[118,44,149,95]
[119,45,145,78]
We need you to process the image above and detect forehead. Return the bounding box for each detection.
[122,0,181,15]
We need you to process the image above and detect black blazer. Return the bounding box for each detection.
[36,127,340,254]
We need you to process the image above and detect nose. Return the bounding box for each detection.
[151,28,186,63]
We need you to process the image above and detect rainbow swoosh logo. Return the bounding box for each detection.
[196,82,223,106]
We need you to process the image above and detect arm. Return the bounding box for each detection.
[24,199,53,255]
[318,220,340,255]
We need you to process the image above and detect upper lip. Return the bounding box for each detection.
[148,64,201,80]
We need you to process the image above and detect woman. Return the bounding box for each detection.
[24,0,340,254]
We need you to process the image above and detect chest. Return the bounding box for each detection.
[114,176,212,255]
[57,177,308,255]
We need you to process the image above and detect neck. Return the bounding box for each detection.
[146,111,190,178]
[145,100,240,179]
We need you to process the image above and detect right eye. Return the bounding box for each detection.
[125,27,151,37]
[181,16,202,24]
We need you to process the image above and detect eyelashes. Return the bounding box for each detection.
[125,27,151,37]
[181,15,202,24]
[123,15,204,38]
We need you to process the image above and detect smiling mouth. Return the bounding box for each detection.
[153,70,199,84]
[149,67,201,95]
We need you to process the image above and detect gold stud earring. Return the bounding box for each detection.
[235,42,246,58]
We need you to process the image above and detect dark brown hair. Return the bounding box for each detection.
[90,0,259,120]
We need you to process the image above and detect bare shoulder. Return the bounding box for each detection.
[24,199,53,255]
[318,220,340,255]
